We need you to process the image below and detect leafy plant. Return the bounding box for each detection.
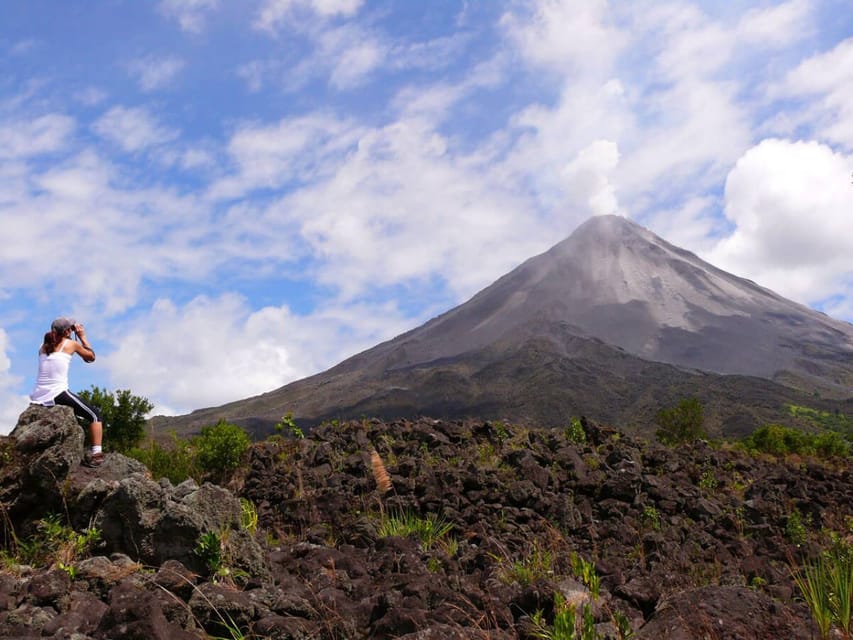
[15,514,100,568]
[786,510,809,547]
[655,397,705,445]
[194,421,251,482]
[698,469,718,490]
[275,412,304,439]
[529,592,607,640]
[239,498,258,535]
[195,531,226,578]
[128,432,199,483]
[642,505,661,532]
[77,386,154,453]
[741,424,850,459]
[565,417,587,445]
[570,552,600,599]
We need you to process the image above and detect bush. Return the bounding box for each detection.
[128,433,199,484]
[741,424,850,459]
[194,420,251,481]
[77,386,153,453]
[655,397,705,445]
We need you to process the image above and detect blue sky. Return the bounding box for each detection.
[1,0,851,432]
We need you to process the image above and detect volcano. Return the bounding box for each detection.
[151,215,852,438]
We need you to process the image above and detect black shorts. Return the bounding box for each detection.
[53,390,102,425]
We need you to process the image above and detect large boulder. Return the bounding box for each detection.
[93,476,268,580]
[1,405,84,524]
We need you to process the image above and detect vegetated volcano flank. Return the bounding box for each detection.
[152,215,853,438]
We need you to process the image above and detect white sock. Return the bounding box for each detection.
[92,446,102,455]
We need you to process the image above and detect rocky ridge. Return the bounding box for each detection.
[2,405,852,638]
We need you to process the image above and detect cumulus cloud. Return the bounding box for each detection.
[0,329,28,435]
[708,139,853,307]
[126,55,186,92]
[92,106,178,153]
[105,293,410,415]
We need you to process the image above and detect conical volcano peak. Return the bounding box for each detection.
[549,214,675,264]
[571,213,644,238]
[152,216,852,438]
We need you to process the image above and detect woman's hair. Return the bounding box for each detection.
[41,329,67,355]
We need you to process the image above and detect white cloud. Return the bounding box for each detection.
[283,23,389,92]
[328,36,385,89]
[0,113,75,159]
[0,329,29,435]
[777,38,853,148]
[255,0,364,32]
[208,113,364,200]
[105,293,410,415]
[92,106,178,153]
[281,117,550,300]
[708,139,853,307]
[0,144,225,315]
[126,55,186,92]
[501,0,627,77]
[561,140,621,217]
[158,0,219,32]
[736,0,813,48]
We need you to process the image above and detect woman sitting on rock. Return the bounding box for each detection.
[30,317,105,467]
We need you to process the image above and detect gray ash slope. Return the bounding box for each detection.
[152,215,852,438]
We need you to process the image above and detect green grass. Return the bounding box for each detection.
[790,541,853,639]
[376,509,453,550]
[495,542,554,585]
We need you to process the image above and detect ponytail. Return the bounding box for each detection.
[41,330,65,355]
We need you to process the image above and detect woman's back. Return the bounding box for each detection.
[30,340,72,404]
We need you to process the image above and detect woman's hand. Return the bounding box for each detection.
[73,323,86,337]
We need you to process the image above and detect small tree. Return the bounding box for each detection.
[194,420,251,482]
[77,386,154,453]
[655,397,705,445]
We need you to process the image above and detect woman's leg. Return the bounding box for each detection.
[53,390,103,449]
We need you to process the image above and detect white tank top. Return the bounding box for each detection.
[30,340,72,405]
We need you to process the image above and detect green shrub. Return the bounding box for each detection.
[814,431,850,458]
[194,421,251,481]
[655,398,705,445]
[565,417,587,445]
[741,424,850,459]
[786,510,809,546]
[77,386,154,453]
[128,433,199,484]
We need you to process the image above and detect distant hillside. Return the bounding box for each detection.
[150,215,852,439]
